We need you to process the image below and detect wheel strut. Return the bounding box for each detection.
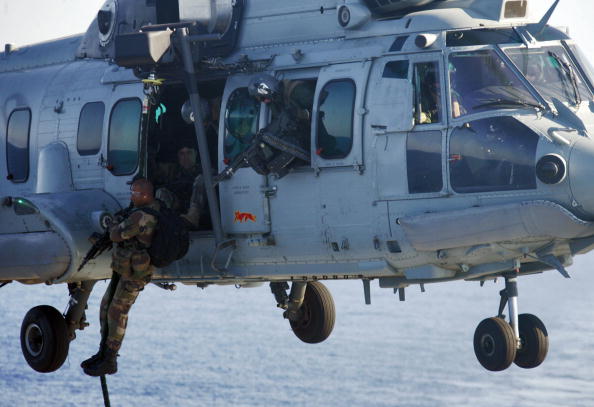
[286,282,307,321]
[497,274,520,349]
[64,280,97,341]
[269,282,307,321]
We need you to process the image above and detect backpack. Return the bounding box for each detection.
[138,206,190,268]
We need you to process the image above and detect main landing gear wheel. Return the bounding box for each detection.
[514,313,549,369]
[20,305,70,373]
[473,317,517,372]
[290,282,336,344]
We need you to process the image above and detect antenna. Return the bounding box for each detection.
[534,0,561,35]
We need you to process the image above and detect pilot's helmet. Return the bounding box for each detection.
[248,74,282,104]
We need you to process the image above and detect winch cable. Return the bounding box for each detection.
[100,375,111,407]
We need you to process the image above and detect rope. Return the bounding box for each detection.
[100,375,111,407]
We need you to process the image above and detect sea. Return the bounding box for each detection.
[2,254,594,407]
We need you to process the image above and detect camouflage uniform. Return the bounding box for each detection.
[154,163,201,212]
[99,200,159,353]
[154,163,206,229]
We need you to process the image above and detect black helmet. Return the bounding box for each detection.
[248,74,282,103]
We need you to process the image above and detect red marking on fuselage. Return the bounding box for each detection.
[234,211,257,223]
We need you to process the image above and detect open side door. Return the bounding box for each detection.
[218,75,271,235]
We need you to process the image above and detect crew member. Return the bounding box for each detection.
[154,144,205,229]
[81,178,160,377]
[221,74,310,180]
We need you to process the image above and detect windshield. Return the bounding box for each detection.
[505,45,592,106]
[568,44,594,89]
[449,49,540,118]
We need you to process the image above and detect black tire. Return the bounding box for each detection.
[473,317,517,372]
[20,305,70,373]
[514,313,549,369]
[290,282,335,344]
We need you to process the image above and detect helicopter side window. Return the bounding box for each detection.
[108,98,142,176]
[449,117,538,193]
[77,102,105,156]
[448,50,539,118]
[316,79,356,160]
[224,87,261,161]
[414,62,441,125]
[6,108,31,183]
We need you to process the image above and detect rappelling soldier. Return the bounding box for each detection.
[81,178,160,377]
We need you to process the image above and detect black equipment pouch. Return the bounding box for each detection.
[137,207,190,268]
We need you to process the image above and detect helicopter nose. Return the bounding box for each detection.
[568,137,594,217]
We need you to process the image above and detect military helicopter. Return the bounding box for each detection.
[1,0,593,374]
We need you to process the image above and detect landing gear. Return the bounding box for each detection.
[473,317,516,371]
[20,281,96,373]
[271,281,336,344]
[473,274,549,371]
[515,313,549,369]
[20,306,70,373]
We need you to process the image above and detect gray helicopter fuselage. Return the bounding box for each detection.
[1,0,594,291]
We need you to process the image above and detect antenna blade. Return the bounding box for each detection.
[534,0,561,35]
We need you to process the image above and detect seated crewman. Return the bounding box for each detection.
[153,143,205,229]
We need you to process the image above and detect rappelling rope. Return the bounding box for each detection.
[100,375,111,407]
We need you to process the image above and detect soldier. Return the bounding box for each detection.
[81,178,160,377]
[154,144,205,229]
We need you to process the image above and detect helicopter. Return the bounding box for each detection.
[1,0,594,374]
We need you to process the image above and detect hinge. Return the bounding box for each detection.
[263,185,277,198]
[354,162,365,175]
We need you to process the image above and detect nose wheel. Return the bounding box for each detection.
[473,274,549,371]
[514,313,549,369]
[473,317,517,371]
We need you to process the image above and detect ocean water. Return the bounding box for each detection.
[2,254,594,407]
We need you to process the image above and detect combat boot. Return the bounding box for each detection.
[80,340,106,369]
[83,348,118,377]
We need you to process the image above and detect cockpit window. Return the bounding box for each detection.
[224,87,261,161]
[446,29,522,47]
[449,49,540,118]
[567,44,594,91]
[449,117,538,193]
[505,45,592,106]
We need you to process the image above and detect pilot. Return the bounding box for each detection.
[154,143,205,229]
[81,178,160,377]
[221,74,310,180]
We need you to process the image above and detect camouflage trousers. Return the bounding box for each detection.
[100,249,153,352]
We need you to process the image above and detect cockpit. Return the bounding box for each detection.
[444,27,594,119]
[406,26,594,198]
